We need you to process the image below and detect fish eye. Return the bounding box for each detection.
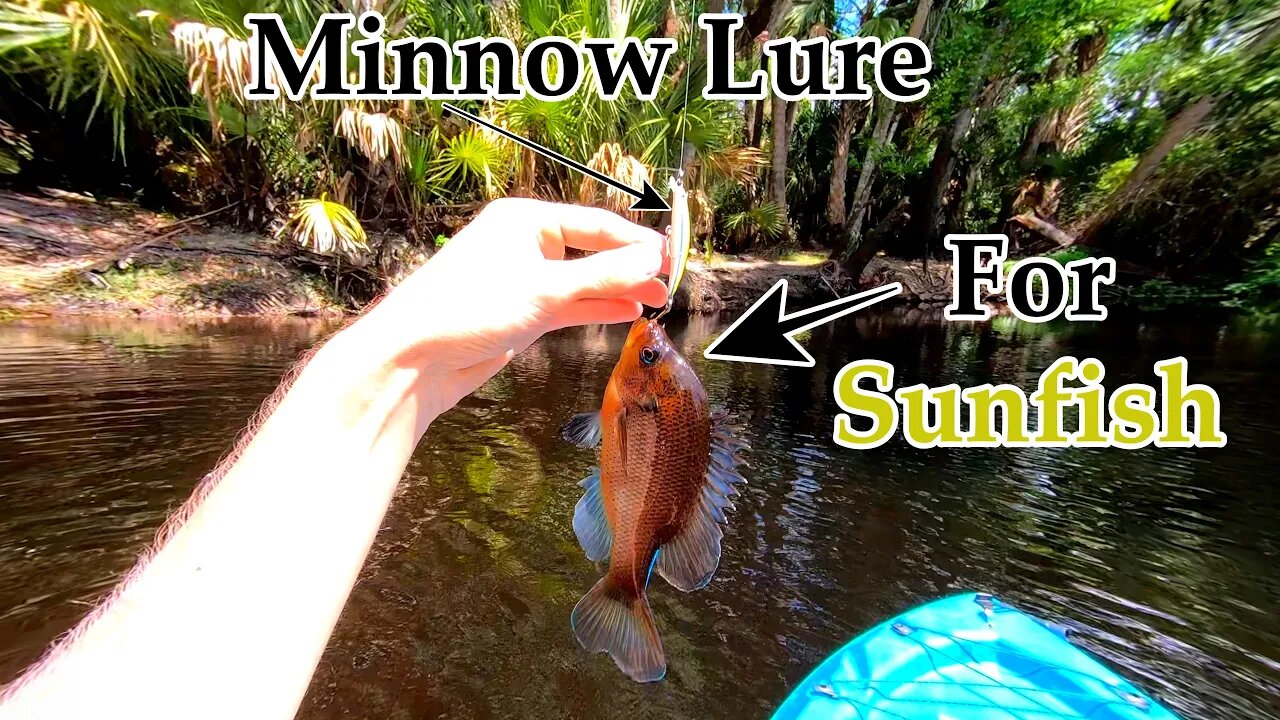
[639,346,659,366]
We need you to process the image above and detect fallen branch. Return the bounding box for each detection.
[154,202,240,237]
[1010,213,1077,248]
[89,201,239,272]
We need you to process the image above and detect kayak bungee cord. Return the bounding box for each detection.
[807,623,1157,720]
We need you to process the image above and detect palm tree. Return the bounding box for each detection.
[825,0,892,235]
[844,0,935,253]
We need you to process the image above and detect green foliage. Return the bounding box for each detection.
[0,120,31,174]
[429,128,509,199]
[1045,247,1092,265]
[723,201,787,243]
[0,0,188,155]
[1076,158,1138,215]
[1130,279,1225,311]
[74,259,188,304]
[0,0,1273,318]
[1226,245,1280,315]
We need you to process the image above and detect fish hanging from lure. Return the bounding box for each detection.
[560,179,748,683]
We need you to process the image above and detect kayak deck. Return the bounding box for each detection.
[771,593,1179,720]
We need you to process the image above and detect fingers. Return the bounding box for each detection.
[487,198,663,254]
[547,298,644,330]
[548,205,664,253]
[621,277,669,308]
[543,242,665,304]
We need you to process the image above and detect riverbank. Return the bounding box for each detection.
[0,189,347,318]
[1,189,962,319]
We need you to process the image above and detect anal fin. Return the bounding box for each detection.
[655,503,724,592]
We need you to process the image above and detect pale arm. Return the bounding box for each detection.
[0,199,667,719]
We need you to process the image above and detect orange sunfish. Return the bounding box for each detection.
[561,317,748,682]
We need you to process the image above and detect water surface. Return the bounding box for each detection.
[0,312,1276,719]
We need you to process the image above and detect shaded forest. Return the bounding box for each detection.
[1,0,1277,312]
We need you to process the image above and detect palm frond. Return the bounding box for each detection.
[724,201,787,241]
[704,145,768,185]
[429,128,508,199]
[0,1,69,54]
[580,141,652,217]
[335,107,405,165]
[287,196,368,256]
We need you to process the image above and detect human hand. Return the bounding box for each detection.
[347,198,669,425]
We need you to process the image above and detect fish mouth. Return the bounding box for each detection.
[643,304,668,322]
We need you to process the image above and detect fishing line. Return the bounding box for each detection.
[675,0,698,182]
[651,0,699,322]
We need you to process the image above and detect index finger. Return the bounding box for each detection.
[541,202,662,252]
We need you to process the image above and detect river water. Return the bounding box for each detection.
[0,312,1277,718]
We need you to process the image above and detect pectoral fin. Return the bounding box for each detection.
[656,409,748,592]
[573,468,611,562]
[561,412,602,449]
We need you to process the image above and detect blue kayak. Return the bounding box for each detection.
[772,593,1179,720]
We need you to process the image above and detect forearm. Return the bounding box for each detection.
[1,319,433,719]
[0,198,665,719]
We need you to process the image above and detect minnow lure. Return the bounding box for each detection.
[662,176,691,315]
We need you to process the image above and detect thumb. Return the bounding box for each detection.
[543,241,662,304]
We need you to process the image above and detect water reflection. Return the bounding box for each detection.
[0,311,1277,719]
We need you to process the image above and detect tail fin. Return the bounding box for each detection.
[570,577,666,682]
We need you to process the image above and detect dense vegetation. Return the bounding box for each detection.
[1,0,1277,311]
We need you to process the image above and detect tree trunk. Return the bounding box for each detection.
[740,0,780,52]
[919,15,1009,258]
[996,33,1104,240]
[764,0,793,216]
[843,197,910,282]
[1075,20,1279,244]
[1054,33,1106,155]
[824,0,878,237]
[906,0,931,38]
[843,0,934,251]
[920,96,977,247]
[825,100,863,233]
[1012,212,1076,247]
[607,0,625,37]
[749,96,766,148]
[769,94,789,213]
[1075,95,1215,244]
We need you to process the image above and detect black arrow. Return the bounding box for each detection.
[703,280,903,367]
[442,103,669,212]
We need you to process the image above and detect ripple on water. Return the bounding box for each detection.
[0,314,1277,720]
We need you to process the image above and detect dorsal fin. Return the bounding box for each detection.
[655,409,748,592]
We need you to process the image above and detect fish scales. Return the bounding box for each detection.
[600,366,709,597]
